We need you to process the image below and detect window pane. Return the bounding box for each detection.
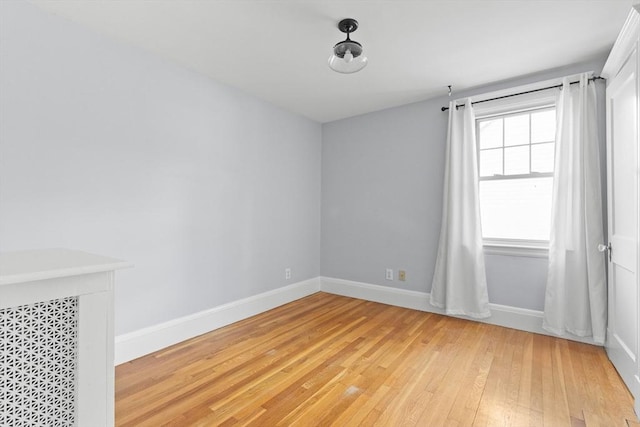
[504,114,529,146]
[479,119,503,149]
[479,177,553,240]
[479,149,503,177]
[504,146,529,175]
[531,109,556,143]
[531,142,554,173]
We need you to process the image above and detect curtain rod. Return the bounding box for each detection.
[440,76,605,112]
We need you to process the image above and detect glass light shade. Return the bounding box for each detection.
[328,53,368,74]
[328,38,367,74]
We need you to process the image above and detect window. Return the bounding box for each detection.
[477,106,556,246]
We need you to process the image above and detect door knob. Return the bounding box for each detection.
[598,242,612,262]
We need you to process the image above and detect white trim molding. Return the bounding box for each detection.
[321,276,429,312]
[116,275,602,365]
[601,5,640,80]
[114,277,320,364]
[320,276,598,346]
[483,243,548,258]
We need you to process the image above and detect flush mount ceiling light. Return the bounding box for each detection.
[328,18,368,74]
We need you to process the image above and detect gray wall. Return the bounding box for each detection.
[1,0,610,335]
[0,1,322,335]
[321,60,608,311]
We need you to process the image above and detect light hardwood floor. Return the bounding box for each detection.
[115,292,636,426]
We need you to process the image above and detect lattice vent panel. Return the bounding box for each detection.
[0,297,78,427]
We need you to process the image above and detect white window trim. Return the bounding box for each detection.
[473,90,557,119]
[482,238,548,258]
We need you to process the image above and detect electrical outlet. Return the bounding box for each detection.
[285,268,291,280]
[385,268,393,280]
[399,270,406,281]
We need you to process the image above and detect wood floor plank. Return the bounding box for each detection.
[444,323,494,425]
[115,292,636,426]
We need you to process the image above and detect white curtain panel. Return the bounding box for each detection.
[543,74,606,344]
[430,99,490,318]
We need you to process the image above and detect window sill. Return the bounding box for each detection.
[483,242,549,258]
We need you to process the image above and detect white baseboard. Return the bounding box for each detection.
[320,276,598,346]
[116,275,599,365]
[321,276,430,311]
[114,277,320,365]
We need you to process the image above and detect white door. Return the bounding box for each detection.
[605,49,639,406]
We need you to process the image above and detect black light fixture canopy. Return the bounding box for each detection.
[337,18,358,34]
[328,18,368,74]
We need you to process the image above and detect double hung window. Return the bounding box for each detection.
[477,105,556,248]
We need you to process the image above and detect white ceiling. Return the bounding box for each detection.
[30,0,635,123]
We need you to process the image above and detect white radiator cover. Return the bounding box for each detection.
[0,249,131,427]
